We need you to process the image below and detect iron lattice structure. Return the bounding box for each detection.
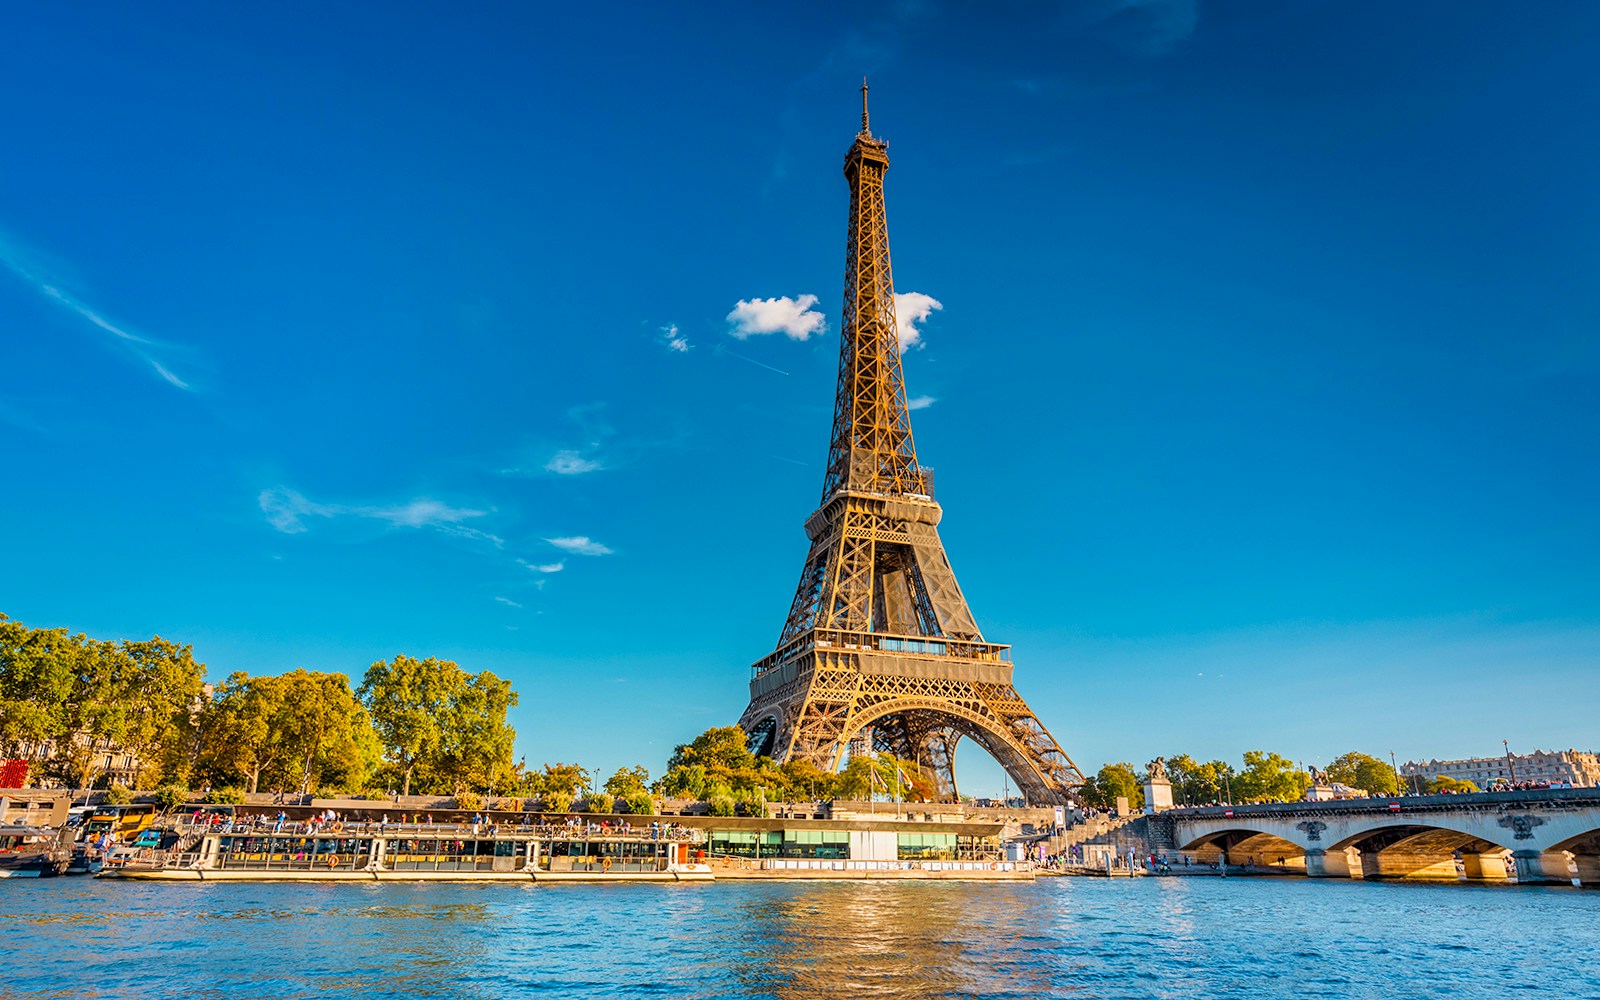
[737,87,1084,804]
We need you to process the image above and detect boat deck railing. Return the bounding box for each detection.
[169,818,704,843]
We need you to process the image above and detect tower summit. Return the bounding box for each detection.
[737,91,1084,803]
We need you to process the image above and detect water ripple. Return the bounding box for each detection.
[0,877,1594,998]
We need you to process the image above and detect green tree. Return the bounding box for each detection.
[1324,752,1400,796]
[0,617,205,789]
[116,636,207,786]
[668,726,756,775]
[834,755,876,800]
[151,783,190,812]
[603,765,650,799]
[358,654,453,797]
[0,616,81,767]
[198,672,293,793]
[655,763,709,800]
[622,791,654,815]
[540,762,590,798]
[431,670,518,795]
[1234,751,1310,803]
[1163,754,1236,805]
[1080,762,1144,811]
[778,758,835,800]
[199,669,380,794]
[274,670,381,794]
[360,658,519,797]
[1426,775,1478,794]
[541,789,574,813]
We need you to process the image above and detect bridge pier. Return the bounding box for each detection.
[1458,851,1511,881]
[1572,854,1600,887]
[1512,850,1575,885]
[1304,847,1359,878]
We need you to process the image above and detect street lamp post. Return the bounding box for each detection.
[1504,740,1518,785]
[1389,751,1403,796]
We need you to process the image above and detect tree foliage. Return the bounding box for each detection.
[0,614,205,789]
[359,656,518,796]
[603,765,650,799]
[1161,754,1236,805]
[1325,752,1399,796]
[196,669,379,794]
[1234,751,1310,803]
[1079,762,1144,811]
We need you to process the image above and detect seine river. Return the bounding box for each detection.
[2,877,1595,999]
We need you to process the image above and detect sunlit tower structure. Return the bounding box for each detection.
[737,85,1084,804]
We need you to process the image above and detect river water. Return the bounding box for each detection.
[2,876,1595,999]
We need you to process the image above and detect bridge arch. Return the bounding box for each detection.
[1548,826,1600,887]
[1174,827,1306,871]
[1326,823,1513,880]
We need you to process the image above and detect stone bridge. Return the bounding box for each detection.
[1156,787,1600,885]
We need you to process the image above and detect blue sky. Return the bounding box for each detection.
[2,2,1596,795]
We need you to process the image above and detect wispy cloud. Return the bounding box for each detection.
[907,395,936,411]
[502,403,614,478]
[894,292,942,350]
[546,450,603,475]
[546,536,614,557]
[519,559,566,574]
[259,487,491,537]
[494,596,523,609]
[0,229,198,391]
[660,323,691,353]
[727,294,827,340]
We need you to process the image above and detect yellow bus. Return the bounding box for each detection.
[84,804,157,843]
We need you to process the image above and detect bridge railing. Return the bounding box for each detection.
[1164,785,1600,819]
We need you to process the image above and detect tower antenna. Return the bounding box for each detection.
[861,77,870,135]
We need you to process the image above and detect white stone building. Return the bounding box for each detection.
[1400,748,1600,789]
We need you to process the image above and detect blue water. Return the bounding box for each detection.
[1,877,1596,999]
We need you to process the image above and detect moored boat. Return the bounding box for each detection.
[0,824,72,878]
[99,819,713,882]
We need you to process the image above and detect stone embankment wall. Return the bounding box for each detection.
[1039,813,1159,860]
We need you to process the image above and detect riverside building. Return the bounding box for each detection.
[1400,748,1600,789]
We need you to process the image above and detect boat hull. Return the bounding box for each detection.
[101,865,714,883]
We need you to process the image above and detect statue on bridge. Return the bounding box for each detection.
[1147,757,1168,782]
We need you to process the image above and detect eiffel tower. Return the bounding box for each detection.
[737,85,1084,804]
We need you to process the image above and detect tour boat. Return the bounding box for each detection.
[99,820,714,882]
[0,824,72,878]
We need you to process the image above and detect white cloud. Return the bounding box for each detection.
[494,596,523,609]
[727,294,826,340]
[259,488,328,534]
[0,230,197,391]
[545,450,603,475]
[370,498,487,528]
[660,323,690,353]
[894,292,942,350]
[258,487,488,535]
[546,536,614,556]
[907,395,936,411]
[519,559,566,574]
